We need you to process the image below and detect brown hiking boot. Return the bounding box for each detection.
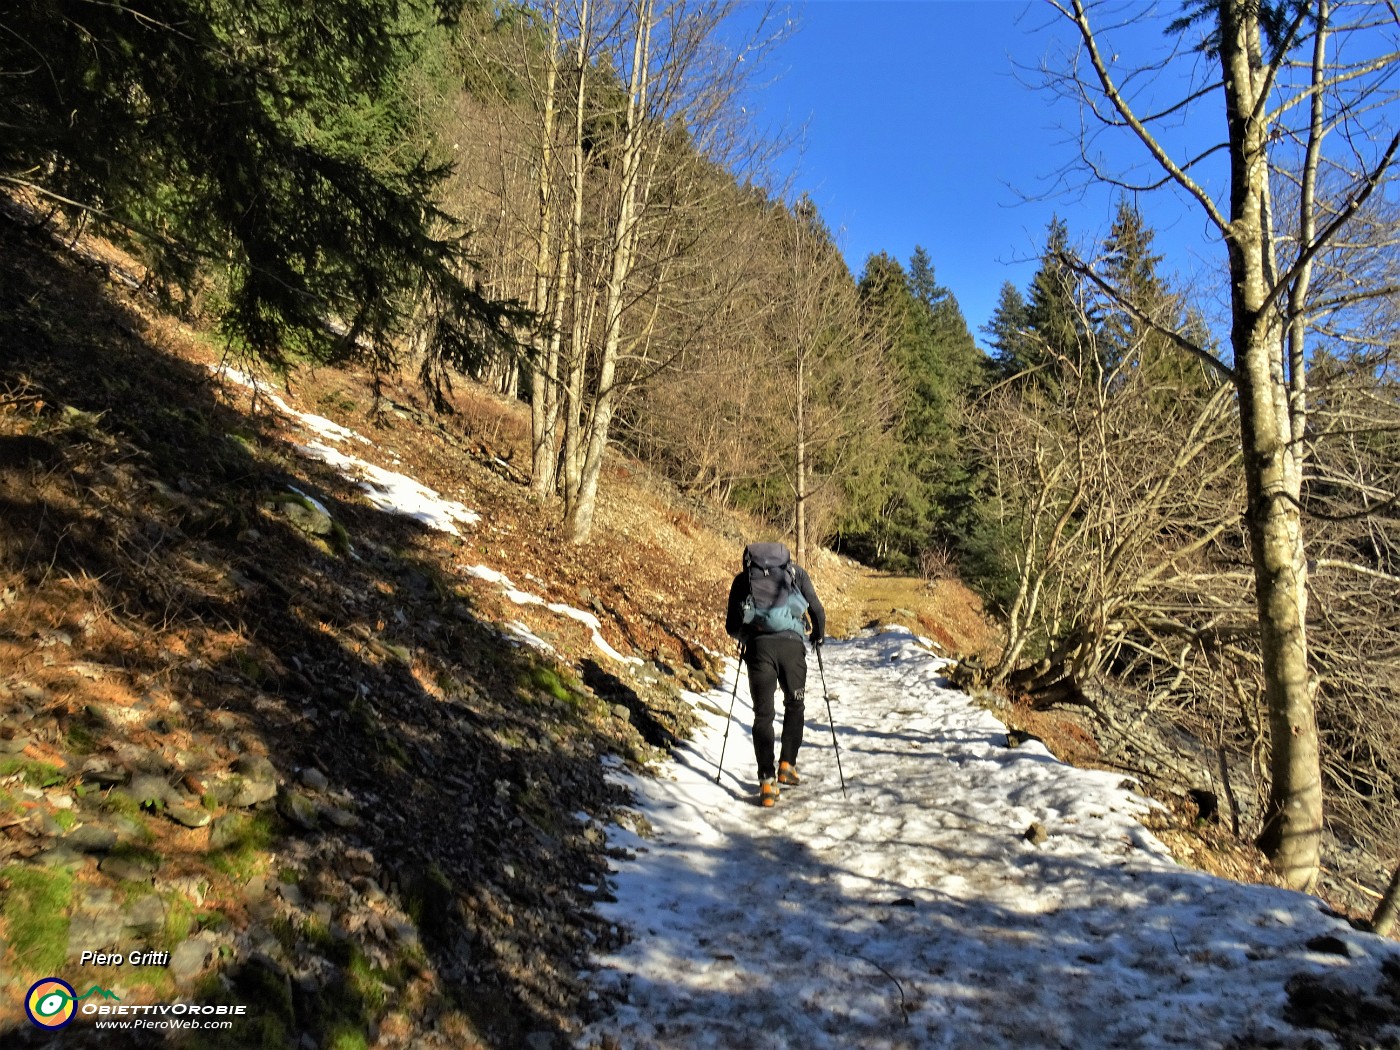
[777,761,800,786]
[760,778,779,807]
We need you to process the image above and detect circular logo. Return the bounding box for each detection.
[26,978,77,1029]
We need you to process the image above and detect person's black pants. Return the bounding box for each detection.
[745,633,807,781]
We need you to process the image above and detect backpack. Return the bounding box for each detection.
[741,542,809,636]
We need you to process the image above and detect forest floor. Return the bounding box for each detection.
[0,202,1366,1049]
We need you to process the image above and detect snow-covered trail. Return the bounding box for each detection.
[578,629,1400,1050]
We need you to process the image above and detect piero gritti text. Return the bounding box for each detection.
[79,950,171,967]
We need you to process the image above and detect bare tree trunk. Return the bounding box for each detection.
[1217,1,1320,891]
[1371,860,1400,937]
[569,0,655,543]
[529,10,563,497]
[795,348,806,565]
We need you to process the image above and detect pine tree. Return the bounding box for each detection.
[1024,217,1092,380]
[984,282,1034,379]
[848,248,985,571]
[1098,199,1219,412]
[0,0,519,374]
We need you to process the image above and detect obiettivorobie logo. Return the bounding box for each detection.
[25,978,121,1029]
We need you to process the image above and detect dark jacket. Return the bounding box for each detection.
[725,562,826,644]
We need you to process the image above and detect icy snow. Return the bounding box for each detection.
[579,628,1400,1050]
[463,564,641,665]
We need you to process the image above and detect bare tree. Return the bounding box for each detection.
[526,0,782,542]
[1044,0,1400,890]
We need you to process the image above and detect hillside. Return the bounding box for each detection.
[0,208,998,1047]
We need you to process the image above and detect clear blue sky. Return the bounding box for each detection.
[743,0,1224,350]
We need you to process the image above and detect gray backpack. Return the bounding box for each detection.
[741,542,809,636]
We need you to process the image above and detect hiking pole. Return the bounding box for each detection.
[716,645,745,785]
[816,645,846,798]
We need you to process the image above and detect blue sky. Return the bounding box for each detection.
[744,0,1225,349]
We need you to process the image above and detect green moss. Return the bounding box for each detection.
[53,809,78,831]
[161,895,197,950]
[324,1024,370,1050]
[101,791,145,821]
[1,864,74,975]
[329,518,353,557]
[66,723,100,755]
[208,811,278,881]
[196,909,230,932]
[529,664,575,703]
[109,842,163,871]
[0,757,66,788]
[345,948,392,1015]
[231,647,267,684]
[125,966,175,998]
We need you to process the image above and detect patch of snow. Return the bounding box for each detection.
[578,628,1400,1050]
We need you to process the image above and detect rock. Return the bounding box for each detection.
[122,774,174,809]
[169,934,217,983]
[233,756,277,784]
[66,825,119,853]
[33,811,67,837]
[0,733,31,754]
[611,704,631,721]
[320,805,358,829]
[385,918,419,948]
[81,763,129,787]
[343,848,375,876]
[166,876,208,906]
[227,755,278,807]
[277,789,318,830]
[209,814,247,851]
[100,853,158,882]
[36,845,84,868]
[267,491,334,537]
[114,742,172,775]
[526,1033,555,1050]
[110,817,147,841]
[277,882,304,907]
[1024,822,1049,846]
[68,888,125,954]
[167,805,212,829]
[124,895,167,936]
[17,683,49,703]
[298,767,328,792]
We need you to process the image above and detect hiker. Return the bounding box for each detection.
[725,542,827,807]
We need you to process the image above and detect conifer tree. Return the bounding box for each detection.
[984,282,1034,379]
[0,0,518,374]
[848,248,984,571]
[1096,199,1217,408]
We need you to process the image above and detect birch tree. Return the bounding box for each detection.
[519,0,778,542]
[1044,0,1400,890]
